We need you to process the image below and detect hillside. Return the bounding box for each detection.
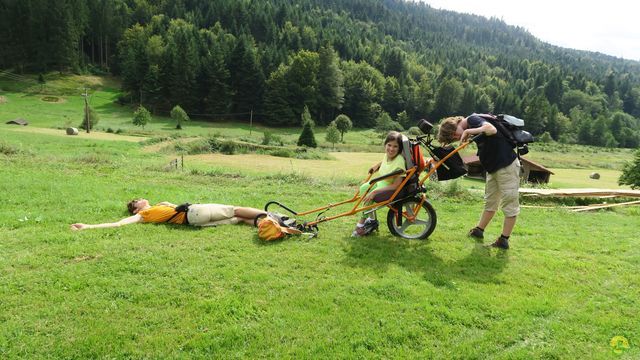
[1,0,639,148]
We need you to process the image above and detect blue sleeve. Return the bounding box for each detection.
[466,115,485,129]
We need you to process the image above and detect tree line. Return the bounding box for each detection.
[1,0,639,147]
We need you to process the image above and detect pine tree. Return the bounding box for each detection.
[297,122,317,148]
[199,28,232,115]
[118,24,150,103]
[301,105,315,127]
[459,82,476,115]
[413,75,435,118]
[317,45,344,124]
[141,64,162,113]
[382,77,403,117]
[229,34,264,114]
[164,19,200,112]
[476,92,494,113]
[263,64,297,126]
[618,149,640,189]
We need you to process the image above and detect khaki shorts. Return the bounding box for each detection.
[484,159,521,217]
[187,204,239,226]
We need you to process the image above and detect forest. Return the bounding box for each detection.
[1,0,640,148]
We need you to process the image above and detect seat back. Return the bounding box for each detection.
[401,135,414,169]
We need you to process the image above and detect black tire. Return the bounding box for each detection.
[386,197,437,240]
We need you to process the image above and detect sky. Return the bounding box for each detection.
[422,0,640,61]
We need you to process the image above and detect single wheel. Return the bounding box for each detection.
[386,197,437,239]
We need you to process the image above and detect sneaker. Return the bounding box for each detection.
[489,236,509,249]
[351,226,368,237]
[468,227,484,240]
[363,218,379,234]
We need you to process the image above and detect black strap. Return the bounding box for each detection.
[167,203,191,224]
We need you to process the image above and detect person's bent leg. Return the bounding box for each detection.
[233,207,266,220]
[232,207,267,226]
[477,210,496,230]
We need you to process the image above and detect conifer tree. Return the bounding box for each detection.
[297,121,317,148]
[298,106,317,147]
[301,105,315,128]
[263,64,297,126]
[164,19,200,112]
[619,149,640,189]
[317,45,344,124]
[141,64,162,113]
[229,34,264,114]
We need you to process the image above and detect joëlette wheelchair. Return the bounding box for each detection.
[264,120,473,239]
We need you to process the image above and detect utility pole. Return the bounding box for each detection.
[82,88,90,133]
[249,109,253,136]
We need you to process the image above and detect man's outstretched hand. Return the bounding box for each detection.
[70,223,87,231]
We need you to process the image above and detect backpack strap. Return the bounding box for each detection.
[167,202,191,224]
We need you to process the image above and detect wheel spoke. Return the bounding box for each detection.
[404,204,416,217]
[412,219,430,226]
[399,221,411,232]
[387,199,436,240]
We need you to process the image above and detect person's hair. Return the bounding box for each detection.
[437,116,464,145]
[384,131,403,152]
[127,199,140,215]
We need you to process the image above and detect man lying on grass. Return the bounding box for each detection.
[70,199,267,231]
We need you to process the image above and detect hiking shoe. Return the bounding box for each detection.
[489,236,509,250]
[468,227,484,240]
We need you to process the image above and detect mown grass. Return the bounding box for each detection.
[1,129,638,359]
[0,75,382,152]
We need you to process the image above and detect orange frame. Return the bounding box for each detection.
[274,139,475,228]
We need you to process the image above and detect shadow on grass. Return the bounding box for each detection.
[342,234,509,287]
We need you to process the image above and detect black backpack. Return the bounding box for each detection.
[430,145,467,180]
[476,113,535,156]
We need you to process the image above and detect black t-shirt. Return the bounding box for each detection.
[467,115,516,173]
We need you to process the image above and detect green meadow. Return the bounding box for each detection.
[1,76,639,358]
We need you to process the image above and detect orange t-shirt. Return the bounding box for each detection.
[138,205,187,225]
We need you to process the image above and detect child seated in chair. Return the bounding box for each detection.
[352,131,406,237]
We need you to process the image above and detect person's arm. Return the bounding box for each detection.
[368,161,382,174]
[70,214,142,231]
[156,201,176,207]
[363,175,404,202]
[460,122,497,143]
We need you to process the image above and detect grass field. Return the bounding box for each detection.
[1,75,639,358]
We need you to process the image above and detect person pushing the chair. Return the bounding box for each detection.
[437,114,521,249]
